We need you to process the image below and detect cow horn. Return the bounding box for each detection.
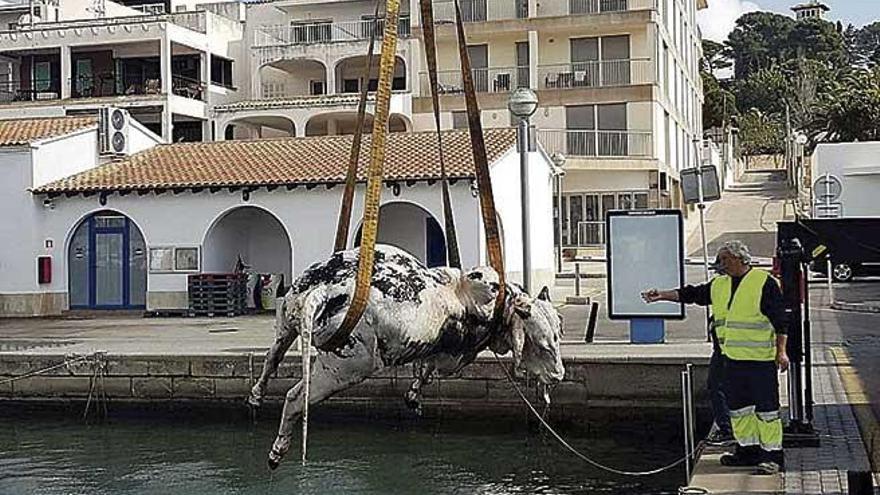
[537,286,551,302]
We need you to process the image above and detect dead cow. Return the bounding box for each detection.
[248,245,565,469]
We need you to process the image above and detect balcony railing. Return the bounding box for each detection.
[0,11,206,34]
[536,0,656,17]
[420,66,529,95]
[255,17,411,47]
[538,59,653,89]
[432,0,528,23]
[131,3,167,15]
[538,129,653,158]
[0,79,60,102]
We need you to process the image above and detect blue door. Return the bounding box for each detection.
[68,213,146,310]
[425,217,447,268]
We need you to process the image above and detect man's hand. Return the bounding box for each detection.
[776,351,790,372]
[641,288,662,303]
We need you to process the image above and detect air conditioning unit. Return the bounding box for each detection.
[99,107,130,155]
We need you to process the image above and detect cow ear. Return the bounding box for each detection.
[513,294,532,319]
[460,267,498,307]
[537,286,551,302]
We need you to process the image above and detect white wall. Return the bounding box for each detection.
[0,147,40,294]
[813,141,880,217]
[31,129,99,188]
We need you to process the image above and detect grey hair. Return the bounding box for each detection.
[717,240,752,264]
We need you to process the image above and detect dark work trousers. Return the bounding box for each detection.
[708,344,731,433]
[708,330,731,433]
[725,359,784,462]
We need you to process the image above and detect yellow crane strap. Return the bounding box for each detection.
[452,0,507,313]
[418,0,461,269]
[317,0,402,352]
[333,0,381,254]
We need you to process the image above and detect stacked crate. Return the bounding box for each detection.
[187,273,247,317]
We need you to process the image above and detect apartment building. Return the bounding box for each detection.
[0,0,706,250]
[0,0,243,142]
[234,0,707,250]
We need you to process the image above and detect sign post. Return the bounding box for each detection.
[606,210,685,343]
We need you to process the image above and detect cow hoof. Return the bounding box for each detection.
[403,390,420,412]
[268,448,283,470]
[247,394,263,408]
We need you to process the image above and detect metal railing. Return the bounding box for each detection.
[537,58,653,89]
[0,11,206,34]
[536,0,656,17]
[254,17,411,47]
[420,66,529,95]
[432,0,528,22]
[0,79,59,102]
[131,3,167,15]
[538,129,653,158]
[171,74,205,100]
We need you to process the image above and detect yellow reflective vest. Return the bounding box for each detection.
[710,269,777,361]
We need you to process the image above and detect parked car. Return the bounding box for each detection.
[810,260,880,282]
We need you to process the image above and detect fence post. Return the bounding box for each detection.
[574,262,581,297]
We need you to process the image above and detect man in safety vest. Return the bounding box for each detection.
[642,240,789,475]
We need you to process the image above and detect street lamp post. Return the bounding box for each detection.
[508,87,539,294]
[551,153,566,274]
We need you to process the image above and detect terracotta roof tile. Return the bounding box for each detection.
[35,128,517,194]
[0,116,96,147]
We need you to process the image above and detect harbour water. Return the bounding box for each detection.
[0,405,686,494]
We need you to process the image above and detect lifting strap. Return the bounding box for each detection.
[333,0,381,253]
[418,0,461,269]
[318,0,402,352]
[452,0,506,313]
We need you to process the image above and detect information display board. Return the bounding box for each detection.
[606,210,685,319]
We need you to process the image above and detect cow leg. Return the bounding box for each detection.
[404,360,435,415]
[248,297,303,408]
[267,332,379,469]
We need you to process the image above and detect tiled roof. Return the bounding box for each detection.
[0,116,96,147]
[35,128,517,194]
[213,94,373,112]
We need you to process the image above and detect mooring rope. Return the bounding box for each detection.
[0,352,99,385]
[301,328,312,466]
[492,352,700,477]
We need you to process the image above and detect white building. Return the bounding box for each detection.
[810,141,880,218]
[0,115,558,316]
[791,1,830,21]
[0,0,244,142]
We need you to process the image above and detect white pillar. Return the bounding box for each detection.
[326,59,337,95]
[160,36,172,96]
[327,118,337,136]
[200,51,210,99]
[162,106,173,143]
[528,30,538,90]
[60,45,71,99]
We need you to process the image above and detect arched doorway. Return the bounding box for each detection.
[223,115,296,140]
[203,206,292,285]
[68,211,147,309]
[355,202,447,267]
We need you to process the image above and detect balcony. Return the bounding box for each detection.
[535,0,656,17]
[537,59,653,89]
[0,11,206,35]
[130,3,167,15]
[419,66,529,95]
[538,129,653,159]
[0,73,205,104]
[432,0,527,23]
[254,17,412,48]
[427,0,654,23]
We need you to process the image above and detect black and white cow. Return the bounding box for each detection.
[248,245,565,469]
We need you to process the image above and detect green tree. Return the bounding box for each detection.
[702,71,736,130]
[811,67,880,142]
[734,65,789,117]
[786,18,847,69]
[846,21,880,68]
[701,39,732,73]
[726,12,795,79]
[739,108,785,156]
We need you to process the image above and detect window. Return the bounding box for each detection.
[452,111,468,130]
[210,56,234,88]
[292,21,332,43]
[310,80,325,95]
[150,247,200,273]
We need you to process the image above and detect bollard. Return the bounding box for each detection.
[584,301,599,343]
[574,263,581,297]
[847,471,873,495]
[681,370,691,484]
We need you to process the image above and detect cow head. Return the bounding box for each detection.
[457,266,502,320]
[488,286,565,385]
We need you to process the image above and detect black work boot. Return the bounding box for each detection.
[720,445,760,467]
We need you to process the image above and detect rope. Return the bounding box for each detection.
[492,352,698,477]
[0,353,96,385]
[301,328,312,465]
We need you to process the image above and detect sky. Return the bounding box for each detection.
[698,0,879,43]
